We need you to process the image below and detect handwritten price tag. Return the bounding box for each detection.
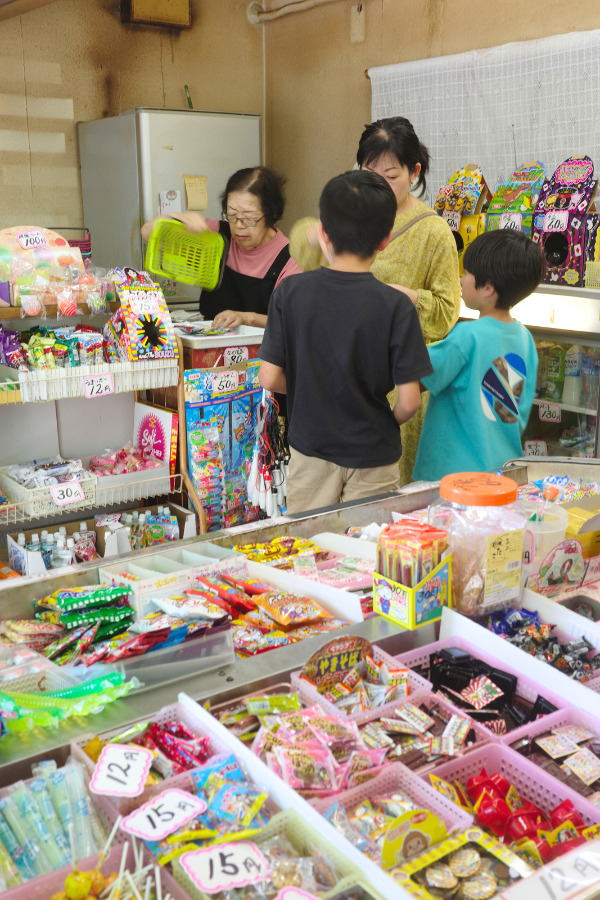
[180,842,270,894]
[129,290,161,316]
[224,346,249,365]
[83,373,114,399]
[499,212,523,231]
[524,440,548,457]
[443,210,461,231]
[17,228,47,250]
[538,402,562,423]
[121,789,207,841]
[211,370,239,396]
[277,891,319,900]
[89,744,153,797]
[544,210,569,232]
[499,846,600,900]
[50,480,85,507]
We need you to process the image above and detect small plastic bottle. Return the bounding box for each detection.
[135,514,147,551]
[58,526,67,537]
[27,533,41,552]
[17,533,26,547]
[66,537,76,565]
[51,536,68,568]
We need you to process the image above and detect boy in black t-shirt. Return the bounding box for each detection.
[259,170,432,514]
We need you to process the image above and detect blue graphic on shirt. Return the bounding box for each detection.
[481,353,526,424]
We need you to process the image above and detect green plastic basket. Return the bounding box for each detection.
[144,218,228,289]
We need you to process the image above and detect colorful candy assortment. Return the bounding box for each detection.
[511,722,600,804]
[89,443,162,477]
[376,519,448,588]
[0,324,118,371]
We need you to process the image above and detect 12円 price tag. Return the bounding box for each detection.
[50,480,85,506]
[180,842,271,894]
[121,788,207,841]
[83,372,115,399]
[89,744,153,797]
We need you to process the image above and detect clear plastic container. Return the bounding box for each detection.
[428,472,525,617]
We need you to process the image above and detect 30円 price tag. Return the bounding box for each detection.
[83,372,115,399]
[89,744,153,797]
[211,370,239,396]
[180,842,271,894]
[538,402,562,423]
[224,346,249,365]
[50,480,85,507]
[121,788,207,841]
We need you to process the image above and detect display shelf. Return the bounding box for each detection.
[0,472,183,527]
[0,358,179,403]
[532,397,598,417]
[0,300,120,320]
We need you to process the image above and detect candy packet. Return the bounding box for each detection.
[153,593,228,621]
[272,743,337,793]
[255,590,331,627]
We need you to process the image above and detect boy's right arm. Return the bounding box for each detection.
[259,361,287,394]
[392,381,422,424]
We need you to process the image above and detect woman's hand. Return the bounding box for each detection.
[211,310,268,329]
[173,211,209,234]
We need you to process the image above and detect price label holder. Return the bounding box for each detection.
[499,212,523,231]
[443,210,461,232]
[539,402,562,423]
[180,841,271,894]
[121,788,207,841]
[50,480,86,507]
[211,370,240,397]
[89,744,154,798]
[524,440,548,457]
[499,843,600,900]
[83,372,115,399]
[224,346,249,366]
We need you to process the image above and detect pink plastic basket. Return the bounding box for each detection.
[310,761,473,836]
[394,635,569,717]
[70,700,231,815]
[425,742,600,827]
[290,643,432,727]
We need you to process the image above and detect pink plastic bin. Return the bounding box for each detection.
[425,742,600,827]
[290,643,432,726]
[311,761,473,835]
[394,635,569,728]
[2,839,187,900]
[70,700,231,815]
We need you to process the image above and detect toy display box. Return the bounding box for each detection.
[373,555,452,629]
[0,225,85,307]
[434,165,492,273]
[104,268,179,361]
[486,161,545,236]
[532,155,598,287]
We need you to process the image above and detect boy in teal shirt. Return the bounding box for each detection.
[413,230,545,481]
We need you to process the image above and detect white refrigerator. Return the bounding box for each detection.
[78,107,261,306]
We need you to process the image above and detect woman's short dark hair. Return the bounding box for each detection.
[319,170,397,258]
[356,117,430,197]
[463,230,547,309]
[220,166,286,228]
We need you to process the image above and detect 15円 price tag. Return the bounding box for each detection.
[89,744,153,797]
[50,480,85,506]
[83,373,114,398]
[180,842,271,894]
[121,789,207,841]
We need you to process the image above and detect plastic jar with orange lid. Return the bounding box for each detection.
[428,472,525,617]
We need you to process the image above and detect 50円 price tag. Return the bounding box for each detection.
[89,744,153,797]
[50,480,85,507]
[211,370,239,396]
[121,788,207,841]
[181,842,271,894]
[83,373,114,399]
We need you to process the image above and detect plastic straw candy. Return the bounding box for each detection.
[63,762,97,859]
[47,770,74,844]
[0,795,52,876]
[29,777,70,865]
[11,781,66,870]
[0,807,37,880]
[0,837,21,888]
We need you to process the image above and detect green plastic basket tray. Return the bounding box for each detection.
[144,218,228,289]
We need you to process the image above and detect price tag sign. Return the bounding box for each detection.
[544,210,569,232]
[224,346,249,365]
[499,212,523,231]
[83,372,115,399]
[499,845,600,900]
[180,842,271,894]
[129,289,161,316]
[524,439,548,457]
[121,789,207,841]
[89,744,153,797]
[211,370,239,396]
[539,402,562,423]
[277,891,319,900]
[16,228,47,250]
[50,480,86,507]
[443,210,461,231]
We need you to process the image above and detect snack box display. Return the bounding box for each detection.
[373,556,451,630]
[434,164,492,273]
[178,321,264,369]
[0,224,85,307]
[485,161,545,235]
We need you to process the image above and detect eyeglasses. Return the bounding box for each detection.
[222,213,265,227]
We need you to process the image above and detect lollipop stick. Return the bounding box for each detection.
[69,823,78,872]
[125,870,144,900]
[99,815,123,867]
[154,865,162,900]
[143,876,151,900]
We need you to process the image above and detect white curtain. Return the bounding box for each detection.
[369,30,600,203]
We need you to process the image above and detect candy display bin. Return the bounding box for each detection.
[424,743,600,826]
[0,466,97,521]
[179,323,264,369]
[0,644,78,693]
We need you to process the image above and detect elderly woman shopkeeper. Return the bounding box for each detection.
[142,166,302,329]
